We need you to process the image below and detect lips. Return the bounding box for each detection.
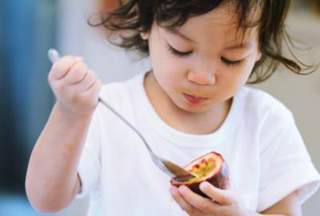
[183,93,208,105]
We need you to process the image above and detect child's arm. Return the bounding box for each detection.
[25,56,101,213]
[260,190,302,216]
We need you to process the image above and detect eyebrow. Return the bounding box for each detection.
[165,27,254,50]
[225,42,254,50]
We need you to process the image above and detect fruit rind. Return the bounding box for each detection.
[170,151,229,197]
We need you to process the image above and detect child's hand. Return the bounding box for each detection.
[170,182,251,216]
[48,56,102,118]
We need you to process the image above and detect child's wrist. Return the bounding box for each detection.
[53,102,94,123]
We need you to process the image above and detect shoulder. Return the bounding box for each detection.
[98,72,144,108]
[237,86,293,123]
[92,72,145,124]
[237,87,300,156]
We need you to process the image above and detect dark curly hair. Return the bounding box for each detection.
[90,0,315,83]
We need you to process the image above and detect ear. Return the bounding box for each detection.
[140,32,150,40]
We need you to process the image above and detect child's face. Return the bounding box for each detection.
[146,3,261,113]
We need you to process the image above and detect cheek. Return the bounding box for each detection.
[155,68,181,94]
[153,51,184,73]
[219,61,255,93]
[242,57,258,80]
[150,46,186,86]
[232,57,257,83]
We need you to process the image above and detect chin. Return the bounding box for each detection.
[166,91,212,114]
[176,100,211,114]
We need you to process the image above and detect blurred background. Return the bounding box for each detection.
[0,0,319,215]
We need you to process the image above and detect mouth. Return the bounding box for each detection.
[183,93,208,105]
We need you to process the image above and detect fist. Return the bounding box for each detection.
[48,56,102,118]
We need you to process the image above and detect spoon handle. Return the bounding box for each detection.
[47,49,194,178]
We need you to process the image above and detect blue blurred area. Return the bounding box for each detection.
[0,0,57,213]
[0,193,44,216]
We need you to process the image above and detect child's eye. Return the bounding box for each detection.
[221,57,243,66]
[167,45,193,57]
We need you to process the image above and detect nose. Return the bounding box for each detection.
[187,70,216,86]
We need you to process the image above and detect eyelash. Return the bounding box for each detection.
[167,45,192,56]
[221,57,243,66]
[167,44,243,66]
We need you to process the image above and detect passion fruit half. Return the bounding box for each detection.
[170,151,229,197]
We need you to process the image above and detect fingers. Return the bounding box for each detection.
[48,56,99,93]
[64,61,88,85]
[176,185,220,214]
[63,63,99,93]
[82,79,102,99]
[199,182,234,205]
[47,55,101,116]
[80,70,98,92]
[170,186,200,215]
[49,56,82,81]
[171,183,243,216]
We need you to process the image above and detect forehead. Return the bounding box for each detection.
[171,2,259,45]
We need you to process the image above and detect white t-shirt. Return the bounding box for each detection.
[77,72,320,215]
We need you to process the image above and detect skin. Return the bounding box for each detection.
[25,1,302,215]
[143,2,303,216]
[25,57,102,212]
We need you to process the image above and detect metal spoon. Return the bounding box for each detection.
[48,49,196,179]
